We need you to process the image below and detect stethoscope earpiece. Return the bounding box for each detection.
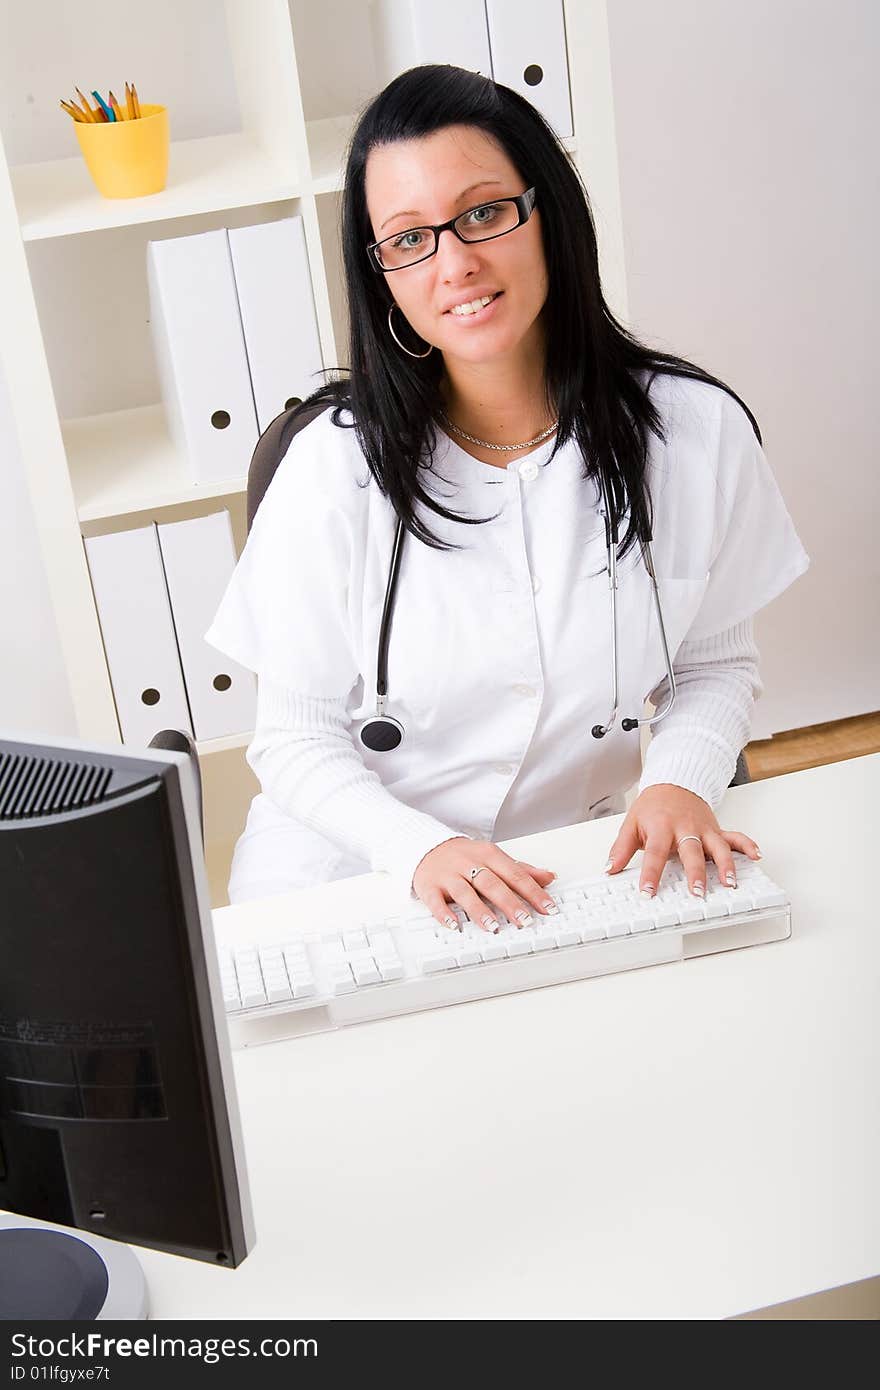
[358,716,405,753]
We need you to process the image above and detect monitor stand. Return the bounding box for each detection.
[0,1215,148,1319]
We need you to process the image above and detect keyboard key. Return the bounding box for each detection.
[555,927,580,948]
[605,919,630,938]
[421,951,458,974]
[457,945,483,967]
[479,939,508,962]
[266,980,293,1003]
[377,959,405,982]
[506,934,534,956]
[350,957,381,985]
[578,923,608,942]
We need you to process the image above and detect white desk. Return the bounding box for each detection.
[141,753,880,1319]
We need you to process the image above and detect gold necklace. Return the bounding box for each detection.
[439,410,559,452]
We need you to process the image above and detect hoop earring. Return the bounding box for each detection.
[387,303,434,359]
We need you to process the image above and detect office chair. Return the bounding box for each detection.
[147,727,204,844]
[245,400,751,789]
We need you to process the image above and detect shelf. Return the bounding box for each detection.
[15,133,300,242]
[307,116,355,194]
[64,404,247,522]
[197,731,252,756]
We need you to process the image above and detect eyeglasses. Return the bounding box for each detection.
[367,187,537,273]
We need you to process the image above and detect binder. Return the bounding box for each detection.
[484,0,573,139]
[84,527,193,746]
[227,218,324,433]
[371,0,492,84]
[147,228,259,485]
[156,511,256,741]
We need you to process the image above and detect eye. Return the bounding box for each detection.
[391,229,427,251]
[464,202,501,225]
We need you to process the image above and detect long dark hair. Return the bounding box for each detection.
[297,64,761,561]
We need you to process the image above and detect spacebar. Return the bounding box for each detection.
[327,934,683,1025]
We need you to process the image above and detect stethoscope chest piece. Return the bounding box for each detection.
[358,715,405,752]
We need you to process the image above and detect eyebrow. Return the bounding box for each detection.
[379,181,506,232]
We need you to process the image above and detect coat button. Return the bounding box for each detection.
[512,683,538,698]
[493,762,515,775]
[518,459,539,481]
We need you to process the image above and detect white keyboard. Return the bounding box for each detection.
[218,852,791,1048]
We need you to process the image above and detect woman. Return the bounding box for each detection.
[206,64,809,932]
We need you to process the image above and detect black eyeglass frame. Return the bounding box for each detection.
[366,186,538,273]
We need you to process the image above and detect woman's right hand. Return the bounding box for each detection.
[412,836,559,933]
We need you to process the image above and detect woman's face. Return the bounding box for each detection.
[364,125,549,368]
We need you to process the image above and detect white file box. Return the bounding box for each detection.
[157,512,256,742]
[227,218,324,433]
[147,229,259,485]
[484,0,573,138]
[84,527,193,746]
[371,0,492,85]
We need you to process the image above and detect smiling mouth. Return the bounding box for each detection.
[445,291,504,317]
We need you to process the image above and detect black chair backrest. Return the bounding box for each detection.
[246,399,333,534]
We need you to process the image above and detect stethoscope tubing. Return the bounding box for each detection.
[360,475,678,748]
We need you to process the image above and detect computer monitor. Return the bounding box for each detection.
[0,732,254,1319]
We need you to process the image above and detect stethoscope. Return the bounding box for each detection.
[356,471,678,753]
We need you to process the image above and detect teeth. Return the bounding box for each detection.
[451,294,496,316]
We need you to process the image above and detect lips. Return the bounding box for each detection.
[444,291,503,315]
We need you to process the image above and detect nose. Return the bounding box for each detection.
[433,225,483,278]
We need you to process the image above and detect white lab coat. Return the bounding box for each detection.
[205,371,809,901]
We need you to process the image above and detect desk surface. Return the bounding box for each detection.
[141,753,880,1320]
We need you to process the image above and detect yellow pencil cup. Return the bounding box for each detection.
[74,103,169,199]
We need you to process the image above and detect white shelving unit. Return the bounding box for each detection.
[0,0,626,902]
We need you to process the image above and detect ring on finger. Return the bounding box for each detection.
[676,835,702,852]
[469,865,487,882]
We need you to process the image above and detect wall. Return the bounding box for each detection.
[606,0,878,737]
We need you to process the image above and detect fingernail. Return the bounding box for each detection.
[542,901,559,914]
[640,886,655,898]
[481,914,496,931]
[604,858,614,873]
[754,847,763,859]
[515,910,534,925]
[444,915,459,930]
[545,872,557,882]
[692,882,705,897]
[725,871,737,887]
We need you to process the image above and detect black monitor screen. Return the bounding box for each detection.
[0,733,253,1271]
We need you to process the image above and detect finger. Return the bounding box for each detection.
[483,852,558,919]
[704,830,738,889]
[516,860,557,884]
[605,816,640,874]
[676,834,707,896]
[720,829,763,860]
[638,829,674,897]
[421,888,463,933]
[449,876,502,933]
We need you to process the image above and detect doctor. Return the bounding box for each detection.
[206,64,809,932]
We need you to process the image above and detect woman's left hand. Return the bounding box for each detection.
[605,783,762,897]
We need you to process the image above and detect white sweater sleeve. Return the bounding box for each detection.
[637,616,762,810]
[246,677,469,892]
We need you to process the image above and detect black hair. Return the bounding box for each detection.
[295,63,762,560]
